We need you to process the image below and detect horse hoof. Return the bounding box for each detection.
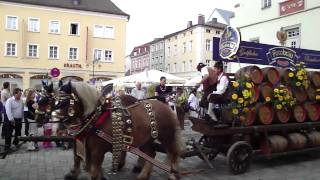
[64,173,76,180]
[132,166,142,173]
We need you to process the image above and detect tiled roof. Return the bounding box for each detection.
[1,0,129,18]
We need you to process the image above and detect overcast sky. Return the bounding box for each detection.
[113,0,234,54]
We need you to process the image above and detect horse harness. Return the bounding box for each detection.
[54,94,174,174]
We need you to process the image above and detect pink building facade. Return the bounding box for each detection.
[129,43,150,75]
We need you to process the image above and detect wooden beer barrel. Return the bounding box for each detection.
[256,103,274,125]
[275,109,290,124]
[307,131,320,147]
[259,82,274,100]
[251,85,260,103]
[287,133,307,150]
[309,71,320,87]
[261,135,288,154]
[293,104,307,123]
[235,65,263,84]
[303,102,320,121]
[280,68,294,84]
[263,67,280,85]
[306,84,316,101]
[291,87,308,103]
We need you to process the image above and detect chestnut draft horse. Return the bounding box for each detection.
[53,82,182,180]
[35,81,82,175]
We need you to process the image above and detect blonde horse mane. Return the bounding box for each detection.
[71,82,100,117]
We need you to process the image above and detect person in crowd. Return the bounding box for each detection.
[1,82,11,139]
[26,89,39,151]
[4,88,23,151]
[206,61,229,122]
[155,76,173,104]
[22,89,29,136]
[188,88,199,117]
[130,82,146,100]
[175,87,187,129]
[0,92,3,126]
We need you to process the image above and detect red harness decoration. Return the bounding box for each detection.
[75,110,110,141]
[95,111,110,127]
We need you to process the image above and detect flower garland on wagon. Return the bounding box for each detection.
[264,85,296,111]
[229,75,255,123]
[288,62,310,89]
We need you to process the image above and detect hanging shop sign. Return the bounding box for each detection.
[64,63,82,68]
[219,26,241,60]
[50,67,60,77]
[212,37,320,69]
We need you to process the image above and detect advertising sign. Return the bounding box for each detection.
[219,26,241,60]
[280,0,304,16]
[212,37,320,69]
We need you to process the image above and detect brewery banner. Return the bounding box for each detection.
[212,37,320,69]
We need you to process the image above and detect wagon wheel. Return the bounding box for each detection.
[197,136,219,161]
[227,141,252,175]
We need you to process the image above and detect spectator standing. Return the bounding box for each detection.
[188,88,199,117]
[130,82,146,100]
[1,82,11,139]
[4,88,23,151]
[26,89,39,151]
[155,76,172,103]
[175,87,187,129]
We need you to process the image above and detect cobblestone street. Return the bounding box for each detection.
[1,121,320,180]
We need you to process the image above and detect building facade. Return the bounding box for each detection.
[230,0,320,50]
[129,43,150,75]
[0,0,129,90]
[150,38,165,72]
[164,15,226,79]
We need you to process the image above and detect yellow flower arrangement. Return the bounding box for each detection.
[246,82,253,89]
[289,62,310,89]
[288,72,294,77]
[228,76,255,122]
[267,85,296,111]
[276,104,283,110]
[232,108,239,115]
[265,97,271,102]
[238,98,244,104]
[232,81,239,88]
[232,93,238,100]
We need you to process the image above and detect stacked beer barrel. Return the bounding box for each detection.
[261,131,320,154]
[226,65,320,126]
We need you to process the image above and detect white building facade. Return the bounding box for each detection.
[230,0,320,50]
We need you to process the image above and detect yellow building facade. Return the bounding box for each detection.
[0,0,129,90]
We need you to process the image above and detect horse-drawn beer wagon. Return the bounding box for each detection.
[180,32,320,175]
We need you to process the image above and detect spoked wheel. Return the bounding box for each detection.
[227,141,252,175]
[197,136,219,161]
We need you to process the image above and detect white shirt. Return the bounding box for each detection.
[200,67,208,76]
[5,96,24,121]
[188,93,199,111]
[1,89,10,105]
[212,73,229,95]
[130,88,146,100]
